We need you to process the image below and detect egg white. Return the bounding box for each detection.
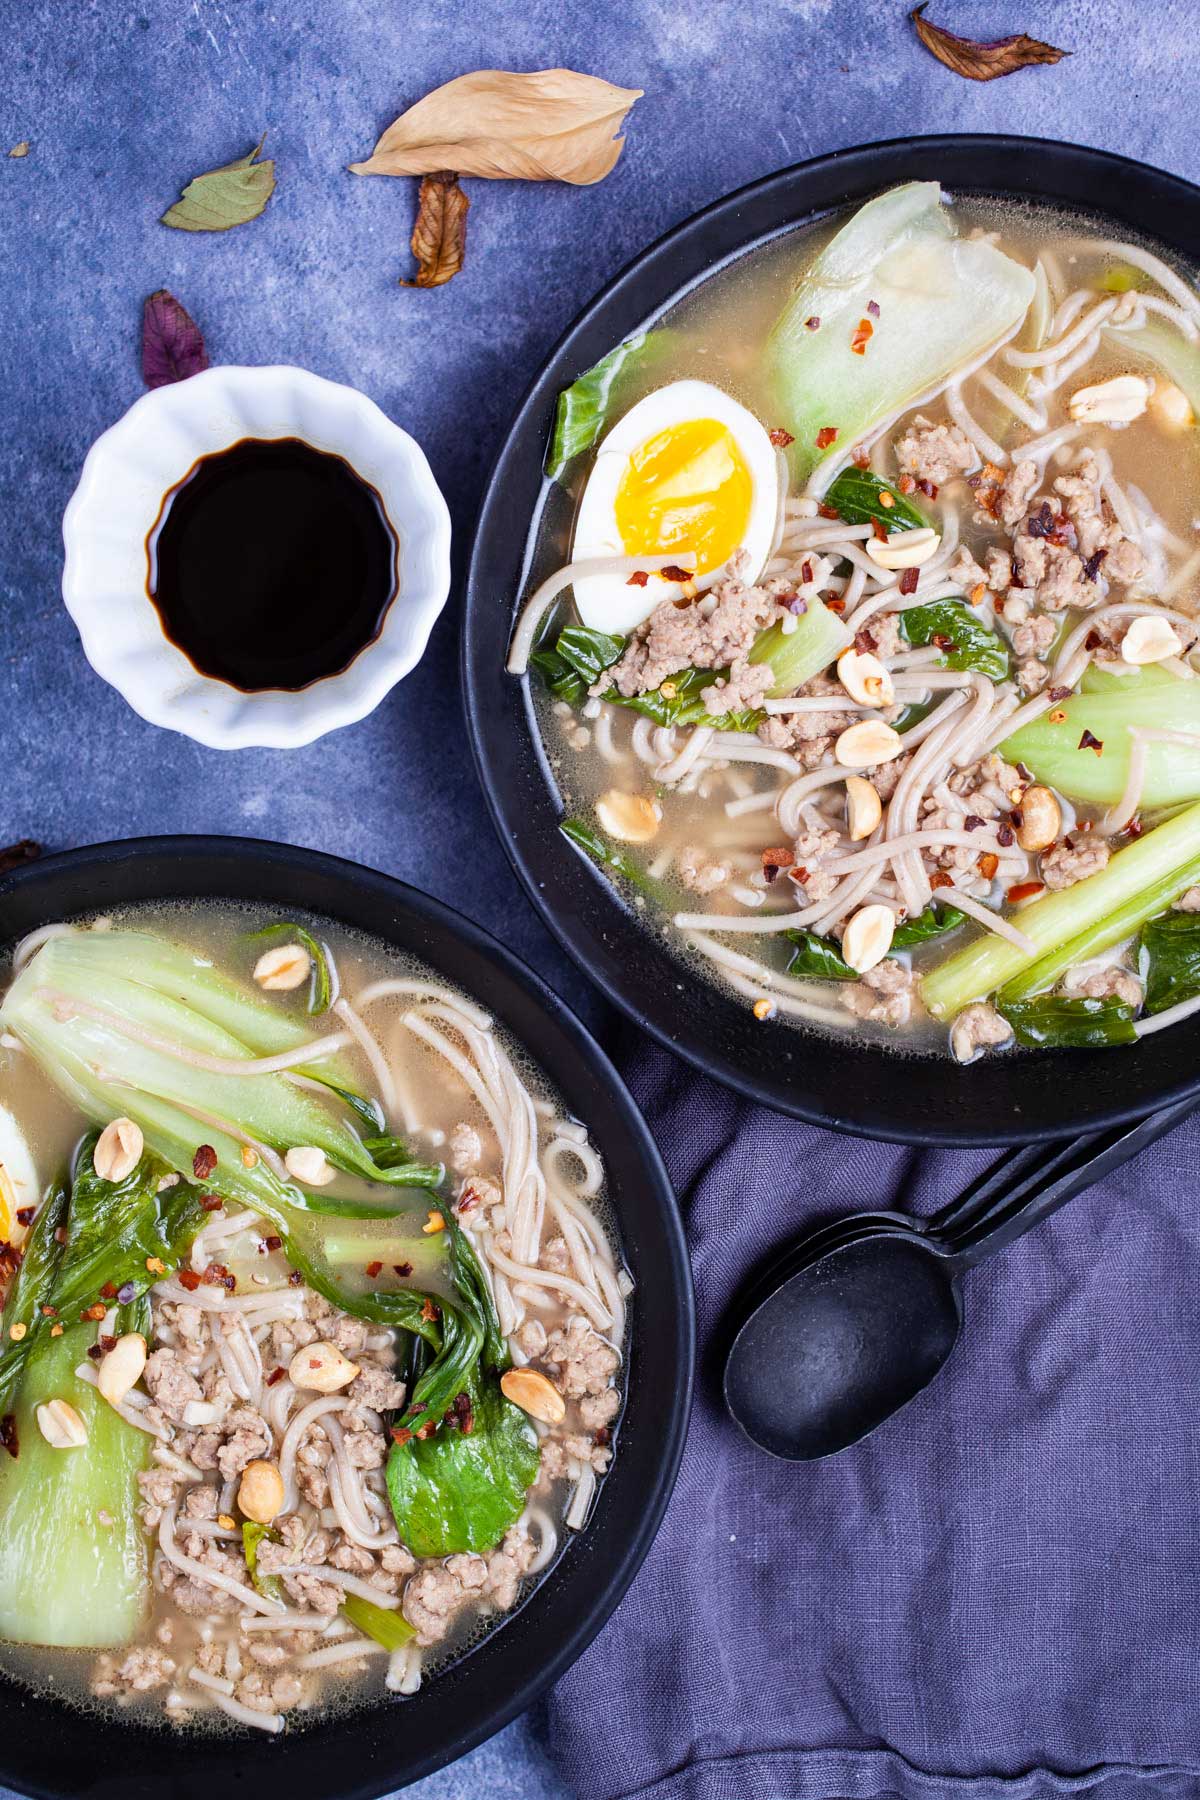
[571,379,780,636]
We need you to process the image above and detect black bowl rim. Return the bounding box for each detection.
[463,131,1200,1147]
[0,835,694,1800]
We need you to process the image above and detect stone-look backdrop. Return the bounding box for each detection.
[2,3,1197,1795]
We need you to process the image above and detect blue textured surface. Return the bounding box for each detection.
[1,3,1197,1796]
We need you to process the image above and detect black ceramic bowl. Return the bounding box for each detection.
[0,837,693,1800]
[464,133,1200,1146]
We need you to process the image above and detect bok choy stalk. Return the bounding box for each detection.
[922,798,1200,1019]
[1002,670,1200,806]
[0,1175,152,1646]
[1105,318,1200,421]
[768,182,1036,486]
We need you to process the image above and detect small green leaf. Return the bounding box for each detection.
[997,994,1137,1049]
[162,135,276,233]
[386,1373,540,1557]
[892,903,965,949]
[555,626,626,685]
[529,646,586,704]
[900,599,1009,681]
[785,930,855,981]
[824,468,929,533]
[560,817,658,896]
[245,921,331,1015]
[1140,910,1200,1015]
[546,331,675,479]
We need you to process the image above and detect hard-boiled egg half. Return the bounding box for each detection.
[571,379,780,635]
[0,1101,39,1246]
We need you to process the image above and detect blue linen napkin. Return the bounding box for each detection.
[543,1040,1200,1800]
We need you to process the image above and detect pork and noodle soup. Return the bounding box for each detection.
[0,908,626,1732]
[510,182,1200,1062]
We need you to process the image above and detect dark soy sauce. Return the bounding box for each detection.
[147,437,398,691]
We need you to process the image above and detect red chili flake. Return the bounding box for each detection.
[897,474,917,495]
[800,559,814,585]
[80,1302,106,1322]
[761,849,794,885]
[930,871,954,891]
[287,1269,303,1287]
[963,815,985,831]
[978,852,1000,880]
[625,569,649,587]
[815,427,838,450]
[786,866,809,888]
[659,564,692,583]
[916,478,939,500]
[852,450,870,470]
[1084,630,1102,652]
[54,1226,67,1244]
[850,318,874,355]
[1078,729,1104,754]
[393,1261,413,1278]
[39,1303,57,1317]
[0,1414,18,1460]
[854,628,877,654]
[594,1426,611,1446]
[86,1342,103,1361]
[390,1425,413,1447]
[447,1391,475,1435]
[365,1260,383,1279]
[1015,762,1033,782]
[178,1268,202,1292]
[200,1260,233,1288]
[0,1241,21,1280]
[1125,815,1144,839]
[192,1145,217,1181]
[1082,548,1107,582]
[768,427,795,448]
[898,568,919,596]
[116,1281,136,1305]
[99,1280,119,1300]
[866,299,881,318]
[98,1334,117,1354]
[420,1298,440,1323]
[997,825,1015,848]
[931,632,957,651]
[817,503,840,520]
[825,597,846,614]
[871,518,888,541]
[1007,880,1045,904]
[266,1366,286,1387]
[1046,685,1071,703]
[263,1234,282,1252]
[804,315,820,331]
[1025,501,1057,541]
[199,1194,223,1213]
[15,1207,35,1228]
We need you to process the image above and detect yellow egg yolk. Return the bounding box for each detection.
[613,418,753,574]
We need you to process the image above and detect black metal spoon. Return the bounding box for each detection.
[723,1098,1195,1460]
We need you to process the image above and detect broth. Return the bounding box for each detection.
[515,191,1200,1062]
[0,902,627,1732]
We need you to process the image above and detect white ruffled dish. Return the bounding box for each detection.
[61,365,452,749]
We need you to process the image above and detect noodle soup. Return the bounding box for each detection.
[510,185,1200,1063]
[0,904,627,1732]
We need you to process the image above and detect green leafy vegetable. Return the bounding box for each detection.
[245,922,333,1015]
[387,1370,540,1557]
[529,645,586,705]
[161,134,276,232]
[900,599,1009,681]
[824,468,929,532]
[785,930,855,981]
[342,1591,416,1651]
[242,1523,285,1604]
[545,331,673,479]
[1002,674,1200,806]
[748,598,853,696]
[923,798,1200,1019]
[892,903,966,948]
[767,182,1036,484]
[608,664,763,732]
[1141,911,1200,1016]
[554,626,627,686]
[996,995,1137,1049]
[560,818,658,896]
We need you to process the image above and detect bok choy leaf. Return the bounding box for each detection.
[768,182,1036,485]
[900,599,1009,681]
[545,330,676,479]
[824,467,930,532]
[996,994,1137,1049]
[1140,911,1200,1016]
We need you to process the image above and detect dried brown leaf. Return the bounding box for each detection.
[8,142,30,159]
[911,5,1068,80]
[400,172,470,289]
[350,68,642,186]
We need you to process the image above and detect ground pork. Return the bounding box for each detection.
[402,1530,538,1645]
[1174,887,1200,912]
[606,578,784,699]
[996,460,1040,528]
[789,824,842,904]
[540,1234,571,1276]
[295,1421,332,1508]
[137,1463,187,1529]
[1040,835,1111,890]
[678,845,730,894]
[949,1003,1014,1064]
[347,1362,405,1413]
[235,1668,305,1714]
[1052,454,1144,586]
[91,1646,176,1697]
[949,547,990,593]
[268,1313,319,1365]
[579,1385,622,1431]
[544,1315,620,1400]
[701,662,772,715]
[183,1483,219,1521]
[894,415,977,486]
[838,959,914,1028]
[948,752,1024,813]
[1063,966,1143,1008]
[143,1348,203,1423]
[986,546,1016,592]
[448,1120,483,1174]
[214,1406,272,1481]
[1018,656,1051,694]
[516,1318,548,1358]
[871,753,912,803]
[1009,612,1056,658]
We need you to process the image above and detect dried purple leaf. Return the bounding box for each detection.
[142,290,209,390]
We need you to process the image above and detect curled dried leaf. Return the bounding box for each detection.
[350,68,642,186]
[910,4,1068,80]
[142,290,209,389]
[400,172,470,289]
[161,134,276,232]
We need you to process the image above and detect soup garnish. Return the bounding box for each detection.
[510,181,1200,1061]
[0,908,627,1730]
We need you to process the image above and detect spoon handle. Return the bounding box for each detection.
[945,1097,1195,1270]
